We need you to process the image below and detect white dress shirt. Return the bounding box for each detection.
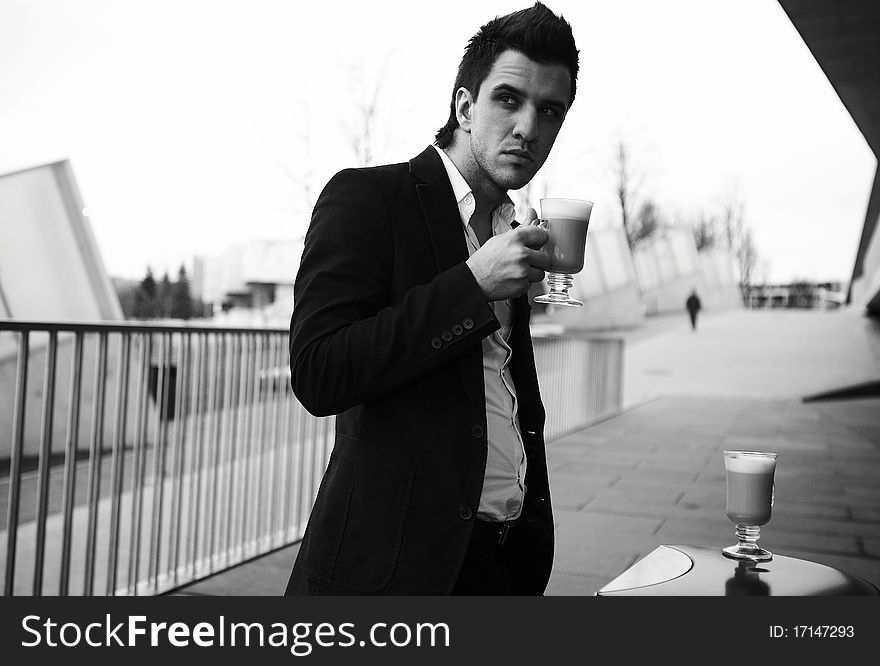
[433,145,527,522]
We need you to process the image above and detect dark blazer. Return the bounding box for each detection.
[284,146,553,595]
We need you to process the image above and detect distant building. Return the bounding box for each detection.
[745,282,846,310]
[0,160,123,322]
[192,238,302,327]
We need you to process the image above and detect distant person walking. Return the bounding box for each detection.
[686,290,702,331]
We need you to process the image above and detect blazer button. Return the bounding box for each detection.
[442,330,453,342]
[431,337,442,349]
[452,324,463,336]
[463,318,474,330]
[471,424,484,438]
[458,506,473,520]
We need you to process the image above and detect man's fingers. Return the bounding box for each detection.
[516,225,549,249]
[524,247,551,270]
[524,208,538,225]
[526,266,546,284]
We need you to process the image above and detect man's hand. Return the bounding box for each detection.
[466,209,550,301]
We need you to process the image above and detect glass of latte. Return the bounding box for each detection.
[722,450,778,562]
[533,197,593,308]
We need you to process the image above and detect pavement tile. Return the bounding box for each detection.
[770,515,880,539]
[763,529,861,556]
[723,436,780,449]
[769,502,850,521]
[548,460,626,479]
[675,496,726,515]
[844,485,880,501]
[548,480,601,510]
[584,500,682,520]
[176,544,298,596]
[851,506,880,522]
[655,518,743,546]
[614,468,699,485]
[863,538,880,558]
[779,480,847,497]
[586,484,685,508]
[837,467,880,484]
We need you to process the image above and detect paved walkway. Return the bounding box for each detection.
[175,308,880,596]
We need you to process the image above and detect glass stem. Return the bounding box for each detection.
[546,272,573,298]
[735,524,761,552]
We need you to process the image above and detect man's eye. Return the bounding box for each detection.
[541,106,560,118]
[499,95,516,105]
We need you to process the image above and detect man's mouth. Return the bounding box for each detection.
[502,148,534,162]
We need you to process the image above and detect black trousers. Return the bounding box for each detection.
[452,519,522,595]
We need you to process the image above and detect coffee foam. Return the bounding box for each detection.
[540,198,593,220]
[725,453,777,474]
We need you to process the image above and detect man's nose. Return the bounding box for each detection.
[512,106,538,144]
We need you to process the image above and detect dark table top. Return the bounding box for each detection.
[597,545,879,596]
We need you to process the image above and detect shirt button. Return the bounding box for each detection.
[452,324,463,336]
[471,424,484,438]
[463,318,474,330]
[458,506,473,520]
[442,330,453,342]
[431,337,442,349]
[464,195,473,205]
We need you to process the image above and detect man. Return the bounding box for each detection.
[686,289,702,331]
[285,2,579,595]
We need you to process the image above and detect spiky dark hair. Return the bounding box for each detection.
[434,2,579,148]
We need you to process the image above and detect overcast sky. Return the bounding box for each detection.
[0,0,875,283]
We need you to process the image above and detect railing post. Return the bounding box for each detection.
[107,332,132,596]
[3,330,30,596]
[83,331,108,595]
[59,331,85,595]
[33,330,59,595]
[168,331,191,585]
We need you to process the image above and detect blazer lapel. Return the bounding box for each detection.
[409,146,487,419]
[410,146,469,273]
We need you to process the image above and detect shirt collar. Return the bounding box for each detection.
[432,145,516,229]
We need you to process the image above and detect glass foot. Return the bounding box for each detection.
[722,524,773,562]
[722,544,773,562]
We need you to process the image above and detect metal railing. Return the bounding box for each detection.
[1,320,622,596]
[0,321,334,596]
[533,335,624,441]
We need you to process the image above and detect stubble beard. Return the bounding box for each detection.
[470,135,537,198]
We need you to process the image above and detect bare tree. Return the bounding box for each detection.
[632,198,661,247]
[691,211,718,251]
[343,60,390,167]
[612,139,646,249]
[737,228,758,301]
[720,187,759,302]
[720,186,747,250]
[276,100,317,231]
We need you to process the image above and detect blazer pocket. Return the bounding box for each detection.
[301,436,415,592]
[298,454,357,583]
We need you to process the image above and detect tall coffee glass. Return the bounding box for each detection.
[722,450,778,562]
[534,197,593,307]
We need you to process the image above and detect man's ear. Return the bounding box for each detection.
[454,87,474,133]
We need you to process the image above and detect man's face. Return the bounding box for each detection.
[460,49,571,195]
